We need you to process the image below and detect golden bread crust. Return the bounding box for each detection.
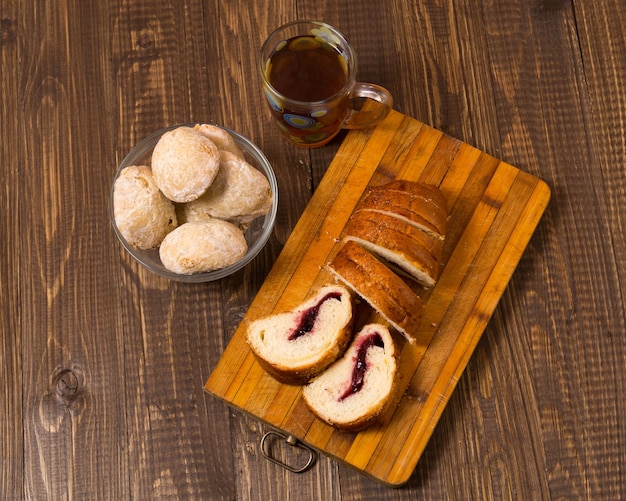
[359,181,448,238]
[303,323,399,432]
[327,241,423,343]
[344,210,442,286]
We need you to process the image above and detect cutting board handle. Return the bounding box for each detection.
[260,430,317,473]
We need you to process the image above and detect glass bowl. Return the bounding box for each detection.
[110,123,278,282]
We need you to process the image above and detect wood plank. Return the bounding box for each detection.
[17,2,131,498]
[0,1,23,499]
[204,109,550,485]
[474,1,626,497]
[570,4,626,496]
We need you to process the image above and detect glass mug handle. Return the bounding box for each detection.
[342,83,393,129]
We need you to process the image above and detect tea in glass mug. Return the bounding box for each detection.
[260,21,393,148]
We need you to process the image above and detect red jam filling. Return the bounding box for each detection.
[288,292,342,341]
[339,332,384,401]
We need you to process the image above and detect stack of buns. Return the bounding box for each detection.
[113,124,273,274]
[246,180,448,431]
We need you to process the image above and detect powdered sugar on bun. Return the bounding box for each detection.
[113,165,177,249]
[151,126,220,203]
[177,151,272,225]
[193,124,245,160]
[159,219,247,274]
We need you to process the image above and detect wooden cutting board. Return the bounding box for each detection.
[204,110,551,486]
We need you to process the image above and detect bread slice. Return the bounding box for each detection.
[327,241,423,344]
[343,210,442,287]
[303,323,398,432]
[358,180,448,240]
[246,285,354,385]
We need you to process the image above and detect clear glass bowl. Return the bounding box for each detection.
[110,123,278,282]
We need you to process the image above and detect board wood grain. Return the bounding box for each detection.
[209,109,550,485]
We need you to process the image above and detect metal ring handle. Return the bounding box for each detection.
[260,430,316,473]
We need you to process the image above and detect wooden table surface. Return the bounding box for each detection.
[2,1,624,499]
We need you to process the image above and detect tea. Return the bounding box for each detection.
[267,35,347,102]
[260,21,392,147]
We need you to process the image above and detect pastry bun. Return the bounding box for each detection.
[177,151,273,225]
[113,165,177,249]
[159,219,247,274]
[151,126,220,203]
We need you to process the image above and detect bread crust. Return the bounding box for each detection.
[344,210,442,287]
[193,123,245,159]
[159,219,247,274]
[359,181,448,238]
[113,165,178,249]
[327,241,423,344]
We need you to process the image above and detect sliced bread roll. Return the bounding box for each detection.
[246,285,354,385]
[327,241,423,344]
[303,323,398,432]
[358,180,448,240]
[343,210,443,287]
[350,209,444,258]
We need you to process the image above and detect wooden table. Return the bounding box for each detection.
[2,1,624,499]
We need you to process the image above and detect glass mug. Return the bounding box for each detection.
[260,20,393,148]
